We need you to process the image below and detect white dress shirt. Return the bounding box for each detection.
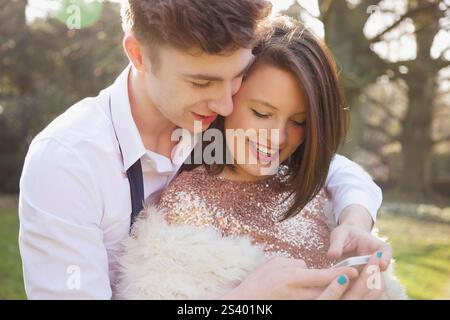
[18,65,382,299]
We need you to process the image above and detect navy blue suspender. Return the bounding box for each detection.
[108,94,144,229]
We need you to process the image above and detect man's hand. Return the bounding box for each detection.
[221,256,359,300]
[327,224,392,271]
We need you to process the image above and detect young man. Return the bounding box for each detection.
[19,0,389,299]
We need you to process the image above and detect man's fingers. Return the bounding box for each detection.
[317,275,349,300]
[292,266,358,287]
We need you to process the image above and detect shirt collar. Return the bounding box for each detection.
[109,64,200,174]
[142,129,200,175]
[109,64,146,173]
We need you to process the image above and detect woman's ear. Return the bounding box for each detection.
[123,34,146,73]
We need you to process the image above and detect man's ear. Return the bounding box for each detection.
[123,34,147,73]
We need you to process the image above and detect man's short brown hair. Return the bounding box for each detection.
[121,0,272,55]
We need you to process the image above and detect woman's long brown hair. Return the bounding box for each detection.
[182,17,349,220]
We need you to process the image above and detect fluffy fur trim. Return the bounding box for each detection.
[113,206,267,299]
[114,206,408,300]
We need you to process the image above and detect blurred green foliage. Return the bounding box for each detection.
[0,0,448,200]
[0,0,127,193]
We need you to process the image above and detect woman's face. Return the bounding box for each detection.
[224,62,307,181]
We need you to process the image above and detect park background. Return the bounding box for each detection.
[0,0,449,299]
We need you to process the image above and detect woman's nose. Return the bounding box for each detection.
[268,123,288,148]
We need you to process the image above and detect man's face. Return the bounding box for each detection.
[141,46,254,133]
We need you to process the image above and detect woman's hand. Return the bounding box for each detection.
[327,224,392,271]
[221,256,359,300]
[340,251,386,299]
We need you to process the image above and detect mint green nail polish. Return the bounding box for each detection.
[377,251,383,259]
[338,275,347,285]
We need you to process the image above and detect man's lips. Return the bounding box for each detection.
[191,112,218,124]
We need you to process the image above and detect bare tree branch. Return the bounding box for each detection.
[365,94,403,120]
[433,135,450,145]
[437,45,450,61]
[318,0,335,22]
[432,58,450,70]
[360,0,384,12]
[282,0,318,20]
[0,0,10,11]
[364,122,400,140]
[369,2,437,44]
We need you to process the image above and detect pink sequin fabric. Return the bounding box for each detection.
[157,165,336,269]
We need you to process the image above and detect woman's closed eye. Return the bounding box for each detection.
[252,108,306,126]
[292,120,306,127]
[251,108,270,118]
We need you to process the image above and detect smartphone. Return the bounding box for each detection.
[331,255,371,269]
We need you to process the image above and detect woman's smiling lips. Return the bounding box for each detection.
[248,139,280,164]
[191,112,218,125]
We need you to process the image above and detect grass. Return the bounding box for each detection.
[0,200,449,300]
[0,209,26,299]
[377,213,450,300]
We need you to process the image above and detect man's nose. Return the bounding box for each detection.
[208,84,234,117]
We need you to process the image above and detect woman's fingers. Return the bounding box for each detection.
[290,287,325,300]
[292,266,359,287]
[327,227,349,259]
[363,275,386,300]
[292,258,307,269]
[316,275,350,300]
[364,235,392,271]
[377,245,392,272]
[328,225,393,273]
[342,252,384,299]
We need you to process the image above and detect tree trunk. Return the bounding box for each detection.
[397,0,442,198]
[320,0,385,156]
[398,71,435,197]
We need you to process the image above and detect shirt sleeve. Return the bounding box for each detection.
[325,154,382,224]
[19,138,112,299]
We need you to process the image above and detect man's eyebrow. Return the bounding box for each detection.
[250,99,307,115]
[182,57,255,81]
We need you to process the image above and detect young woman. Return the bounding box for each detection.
[114,17,406,300]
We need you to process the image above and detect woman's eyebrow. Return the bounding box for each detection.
[250,99,279,110]
[250,99,307,115]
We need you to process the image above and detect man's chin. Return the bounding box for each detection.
[186,120,211,133]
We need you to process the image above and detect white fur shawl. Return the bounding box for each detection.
[113,206,408,300]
